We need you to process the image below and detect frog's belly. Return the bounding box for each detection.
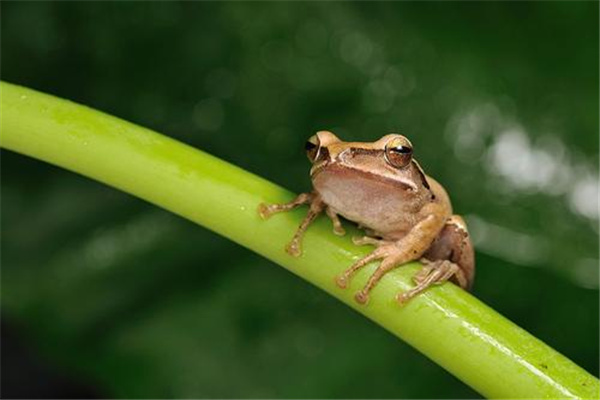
[314,176,422,236]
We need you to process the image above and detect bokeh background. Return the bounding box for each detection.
[1,2,598,398]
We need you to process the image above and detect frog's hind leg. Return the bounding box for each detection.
[338,211,450,305]
[422,215,475,290]
[397,215,475,304]
[397,260,465,304]
[336,239,429,304]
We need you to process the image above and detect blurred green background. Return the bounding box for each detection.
[1,2,598,399]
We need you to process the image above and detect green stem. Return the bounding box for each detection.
[1,81,598,399]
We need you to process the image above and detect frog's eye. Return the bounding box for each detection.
[385,137,413,168]
[305,134,321,162]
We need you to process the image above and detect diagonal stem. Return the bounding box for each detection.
[1,81,598,399]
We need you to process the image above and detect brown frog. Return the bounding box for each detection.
[258,131,475,304]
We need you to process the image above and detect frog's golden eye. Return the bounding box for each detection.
[385,136,413,168]
[305,135,321,162]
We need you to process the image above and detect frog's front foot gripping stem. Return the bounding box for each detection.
[258,192,346,256]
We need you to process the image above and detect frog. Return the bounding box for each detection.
[258,131,475,305]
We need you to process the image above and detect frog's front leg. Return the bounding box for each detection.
[258,192,324,256]
[336,207,447,304]
[258,193,346,257]
[325,207,346,236]
[258,192,316,219]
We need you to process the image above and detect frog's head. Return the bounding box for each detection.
[306,131,430,193]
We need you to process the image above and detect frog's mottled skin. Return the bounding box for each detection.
[258,131,475,304]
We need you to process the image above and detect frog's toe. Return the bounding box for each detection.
[352,236,367,245]
[354,290,370,304]
[333,225,346,236]
[257,203,271,219]
[396,291,413,305]
[335,275,349,289]
[397,260,464,305]
[285,241,302,257]
[413,263,435,284]
[352,236,383,246]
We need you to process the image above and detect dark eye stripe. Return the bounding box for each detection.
[411,159,430,190]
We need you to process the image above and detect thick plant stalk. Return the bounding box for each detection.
[1,81,598,399]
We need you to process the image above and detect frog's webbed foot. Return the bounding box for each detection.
[258,192,325,257]
[396,259,467,304]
